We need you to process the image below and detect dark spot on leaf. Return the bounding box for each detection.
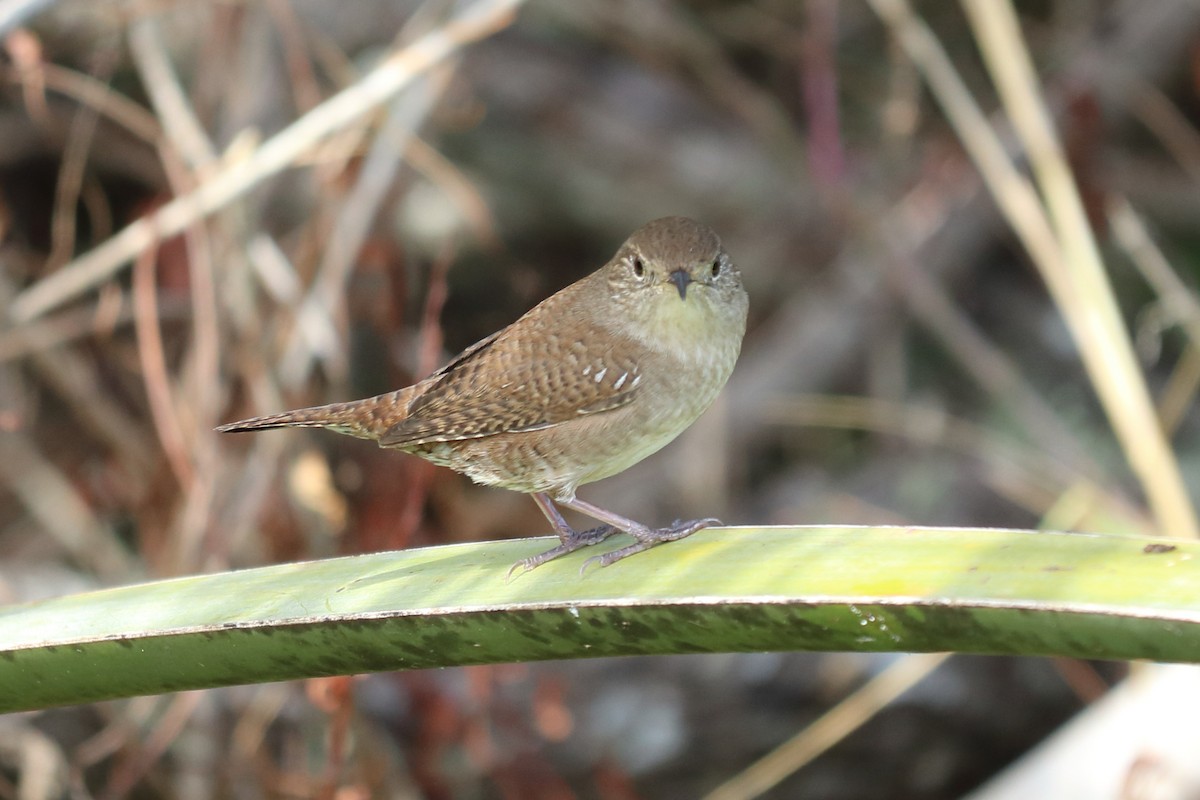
[1143,543,1176,555]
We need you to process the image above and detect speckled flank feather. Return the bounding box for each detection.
[380,295,643,447]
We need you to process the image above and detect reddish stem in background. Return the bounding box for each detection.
[801,0,845,189]
[133,238,194,491]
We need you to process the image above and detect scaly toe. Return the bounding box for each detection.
[634,517,721,544]
[580,541,652,572]
[580,518,722,573]
[506,525,618,580]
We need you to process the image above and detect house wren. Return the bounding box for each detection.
[217,217,749,571]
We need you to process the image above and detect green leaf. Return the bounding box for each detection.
[1,526,1197,713]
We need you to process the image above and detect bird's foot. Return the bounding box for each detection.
[507,525,619,580]
[580,517,721,572]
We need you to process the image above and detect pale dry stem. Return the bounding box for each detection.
[869,0,1197,538]
[960,0,1197,539]
[8,0,526,323]
[704,653,951,800]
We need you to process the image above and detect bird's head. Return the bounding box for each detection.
[604,216,748,351]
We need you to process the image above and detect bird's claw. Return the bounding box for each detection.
[508,518,722,578]
[578,517,722,574]
[506,525,618,580]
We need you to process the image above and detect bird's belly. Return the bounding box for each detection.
[412,363,727,496]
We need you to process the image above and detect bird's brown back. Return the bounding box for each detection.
[380,274,642,448]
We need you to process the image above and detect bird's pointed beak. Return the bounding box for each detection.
[668,269,692,300]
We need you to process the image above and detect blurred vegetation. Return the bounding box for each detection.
[1,0,1199,797]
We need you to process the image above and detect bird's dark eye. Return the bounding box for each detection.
[632,257,645,277]
[711,257,722,277]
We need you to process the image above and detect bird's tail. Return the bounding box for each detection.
[216,388,412,441]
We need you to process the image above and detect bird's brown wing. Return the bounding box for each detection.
[378,311,642,448]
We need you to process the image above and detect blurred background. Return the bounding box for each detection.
[1,0,1199,797]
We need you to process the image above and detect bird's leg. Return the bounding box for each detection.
[510,493,620,575]
[559,497,720,570]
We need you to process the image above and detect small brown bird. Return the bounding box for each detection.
[218,217,749,571]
